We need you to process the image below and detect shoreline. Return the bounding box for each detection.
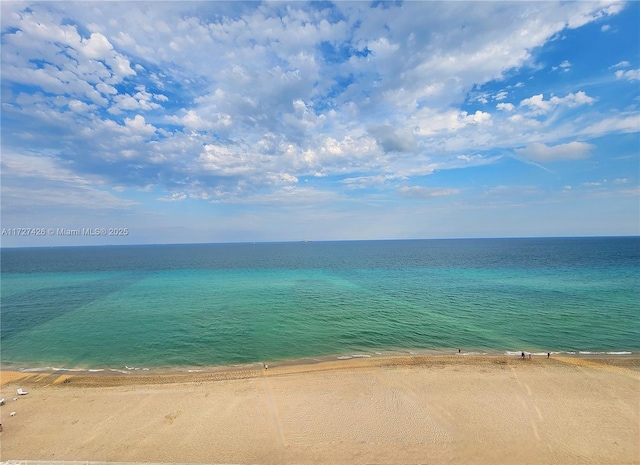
[3,352,639,387]
[2,347,637,377]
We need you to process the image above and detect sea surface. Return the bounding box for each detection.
[1,237,638,371]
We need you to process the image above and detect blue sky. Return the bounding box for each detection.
[1,1,638,246]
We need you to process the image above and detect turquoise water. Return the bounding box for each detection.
[1,238,638,369]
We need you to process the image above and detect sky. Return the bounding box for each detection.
[1,0,639,247]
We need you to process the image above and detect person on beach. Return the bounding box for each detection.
[528,353,532,359]
[547,352,550,358]
[521,351,525,359]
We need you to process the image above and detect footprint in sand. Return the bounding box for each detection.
[163,411,182,425]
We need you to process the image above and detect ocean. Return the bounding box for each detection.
[1,237,638,371]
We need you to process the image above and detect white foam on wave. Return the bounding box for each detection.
[19,365,155,374]
[20,367,52,372]
[337,354,372,360]
[506,350,634,357]
[578,351,618,355]
[187,369,203,373]
[560,351,633,356]
[21,366,104,373]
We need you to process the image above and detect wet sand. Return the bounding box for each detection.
[1,355,638,464]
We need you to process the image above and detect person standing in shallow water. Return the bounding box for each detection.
[521,351,525,359]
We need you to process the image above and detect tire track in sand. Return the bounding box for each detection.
[261,369,288,449]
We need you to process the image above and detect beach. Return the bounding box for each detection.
[1,355,638,465]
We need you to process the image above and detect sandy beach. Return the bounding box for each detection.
[1,355,638,465]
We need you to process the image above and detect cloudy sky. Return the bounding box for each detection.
[1,1,638,246]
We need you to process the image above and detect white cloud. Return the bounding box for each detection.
[123,115,156,138]
[515,141,594,162]
[519,91,595,115]
[397,186,460,199]
[615,69,640,82]
[552,60,571,72]
[493,91,508,101]
[520,94,554,115]
[266,172,299,187]
[413,109,492,136]
[211,185,342,206]
[68,99,97,113]
[496,102,515,112]
[465,110,492,125]
[611,60,631,69]
[1,152,136,212]
[166,110,232,132]
[157,192,187,202]
[342,175,399,190]
[483,185,542,198]
[578,114,640,137]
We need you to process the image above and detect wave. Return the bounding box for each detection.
[337,354,372,360]
[18,365,140,373]
[579,351,633,355]
[505,350,634,357]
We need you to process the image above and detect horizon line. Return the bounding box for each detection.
[1,234,638,250]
